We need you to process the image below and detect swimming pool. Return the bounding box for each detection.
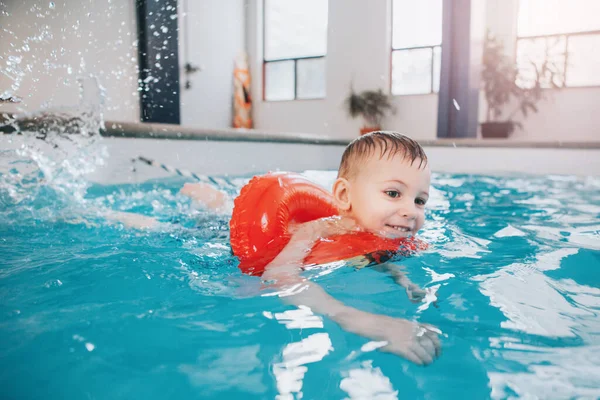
[1,135,599,399]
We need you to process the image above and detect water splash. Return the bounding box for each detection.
[0,76,108,222]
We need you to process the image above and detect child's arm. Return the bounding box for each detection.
[102,183,228,230]
[104,210,162,230]
[262,217,441,365]
[373,263,428,303]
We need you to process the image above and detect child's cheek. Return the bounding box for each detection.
[416,214,425,231]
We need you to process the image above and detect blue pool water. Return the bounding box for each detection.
[1,154,600,399]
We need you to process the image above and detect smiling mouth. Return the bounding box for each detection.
[385,224,412,233]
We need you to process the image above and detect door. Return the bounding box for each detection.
[178,0,246,129]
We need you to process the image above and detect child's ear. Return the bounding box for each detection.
[332,178,351,211]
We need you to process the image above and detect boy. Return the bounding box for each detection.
[112,131,441,365]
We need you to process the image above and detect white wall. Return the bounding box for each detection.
[0,0,140,121]
[4,134,598,186]
[246,0,439,141]
[248,0,600,142]
[178,0,246,129]
[508,89,600,141]
[2,0,597,141]
[483,0,600,141]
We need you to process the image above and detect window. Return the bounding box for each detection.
[517,0,600,88]
[391,0,443,95]
[263,0,328,101]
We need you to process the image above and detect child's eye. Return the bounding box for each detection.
[385,190,400,198]
[415,197,427,206]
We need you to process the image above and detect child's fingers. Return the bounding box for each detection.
[381,343,424,365]
[412,343,434,365]
[418,333,439,360]
[288,216,360,242]
[319,216,360,237]
[337,216,361,232]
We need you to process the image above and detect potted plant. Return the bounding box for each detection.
[345,88,395,135]
[481,31,563,138]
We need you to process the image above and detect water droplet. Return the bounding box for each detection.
[85,343,95,352]
[161,26,168,33]
[43,279,62,288]
[453,98,460,111]
[8,55,22,64]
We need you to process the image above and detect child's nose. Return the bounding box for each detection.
[398,202,417,219]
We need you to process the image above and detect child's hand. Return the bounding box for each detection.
[405,282,428,303]
[288,216,360,243]
[337,310,441,365]
[266,217,360,268]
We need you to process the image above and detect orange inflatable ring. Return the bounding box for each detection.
[230,172,426,276]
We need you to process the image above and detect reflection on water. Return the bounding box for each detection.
[488,343,600,399]
[340,361,398,400]
[474,248,584,337]
[273,332,333,399]
[340,360,398,400]
[179,345,267,395]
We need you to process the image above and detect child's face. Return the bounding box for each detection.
[335,153,430,239]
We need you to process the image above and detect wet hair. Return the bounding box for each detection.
[337,131,428,179]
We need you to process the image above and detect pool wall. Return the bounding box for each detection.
[2,120,600,184]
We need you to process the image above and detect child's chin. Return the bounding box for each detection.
[377,229,412,239]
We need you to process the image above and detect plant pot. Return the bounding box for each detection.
[360,126,381,136]
[481,122,515,138]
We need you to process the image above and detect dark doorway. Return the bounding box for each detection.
[136,0,181,124]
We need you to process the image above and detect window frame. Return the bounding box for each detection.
[262,0,327,102]
[389,0,443,96]
[516,1,600,89]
